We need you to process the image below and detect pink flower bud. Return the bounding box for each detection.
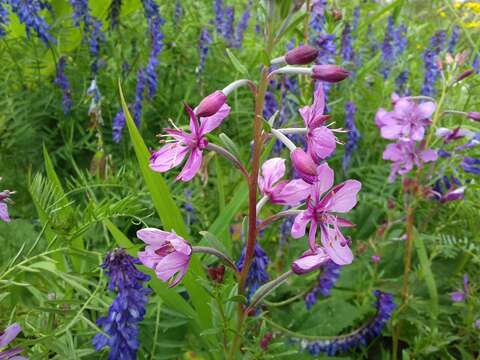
[312,65,350,83]
[290,148,317,184]
[371,255,381,263]
[456,69,474,82]
[291,246,330,275]
[285,45,319,65]
[195,90,227,118]
[467,112,480,122]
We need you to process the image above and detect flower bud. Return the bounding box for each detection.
[467,112,480,122]
[290,148,317,184]
[312,65,350,83]
[195,90,227,117]
[285,45,319,65]
[291,247,329,275]
[456,69,474,82]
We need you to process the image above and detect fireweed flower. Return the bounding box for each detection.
[431,176,465,203]
[137,228,192,287]
[0,323,26,359]
[312,65,350,83]
[145,16,164,98]
[296,291,395,356]
[375,97,435,141]
[343,101,360,172]
[258,158,310,206]
[304,260,342,310]
[9,0,56,46]
[382,140,438,182]
[92,249,151,359]
[292,245,331,275]
[0,189,13,223]
[237,242,269,300]
[69,0,91,34]
[450,274,469,302]
[291,163,361,266]
[299,87,338,163]
[149,100,230,181]
[196,28,212,76]
[54,57,72,115]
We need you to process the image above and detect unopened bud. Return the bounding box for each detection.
[332,8,342,21]
[456,69,474,82]
[285,45,319,65]
[467,112,480,122]
[312,65,350,83]
[291,148,317,184]
[195,90,227,117]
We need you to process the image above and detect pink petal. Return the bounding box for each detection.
[380,124,403,140]
[417,101,436,119]
[168,263,189,287]
[169,234,192,256]
[291,247,329,275]
[199,104,231,135]
[375,108,389,128]
[0,202,10,222]
[149,143,189,172]
[259,158,286,194]
[137,228,172,246]
[309,87,326,123]
[320,225,353,265]
[393,98,415,119]
[155,252,190,284]
[0,323,21,348]
[410,126,425,141]
[312,163,334,202]
[177,148,203,181]
[420,149,438,162]
[137,247,162,269]
[291,212,310,239]
[382,143,403,161]
[271,179,310,206]
[308,126,337,161]
[184,103,200,135]
[308,220,318,250]
[324,179,361,213]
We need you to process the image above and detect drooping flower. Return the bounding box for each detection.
[258,158,310,206]
[54,56,72,115]
[149,100,230,181]
[299,87,337,163]
[343,101,360,172]
[383,140,438,182]
[145,15,164,98]
[0,189,14,223]
[304,260,341,309]
[69,0,91,34]
[0,323,26,360]
[312,65,350,83]
[285,45,319,65]
[237,242,269,300]
[92,249,151,360]
[291,164,361,265]
[112,110,125,143]
[9,0,56,46]
[375,97,435,141]
[295,291,395,356]
[292,245,331,276]
[137,228,192,287]
[196,28,212,76]
[450,274,469,302]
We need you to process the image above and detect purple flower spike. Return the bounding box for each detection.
[0,1,11,37]
[0,188,14,223]
[237,242,269,300]
[70,0,91,34]
[196,28,212,76]
[54,56,72,115]
[304,260,342,309]
[112,110,126,143]
[0,323,26,359]
[343,101,360,172]
[450,274,469,302]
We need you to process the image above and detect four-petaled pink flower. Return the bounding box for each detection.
[375,97,435,141]
[0,190,13,223]
[291,245,330,274]
[383,140,437,182]
[137,228,192,287]
[291,163,361,265]
[298,87,337,163]
[258,158,311,206]
[0,323,27,360]
[149,102,230,181]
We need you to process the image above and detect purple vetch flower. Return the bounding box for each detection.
[310,0,327,36]
[431,176,465,203]
[263,87,278,121]
[112,110,125,143]
[382,140,438,182]
[9,0,56,46]
[237,242,269,300]
[460,157,480,175]
[450,274,469,302]
[69,0,91,33]
[258,158,310,206]
[196,28,212,76]
[140,0,159,23]
[381,17,394,79]
[235,2,251,48]
[352,6,360,33]
[456,132,480,151]
[222,6,234,46]
[291,163,361,266]
[341,23,355,64]
[0,0,11,37]
[393,24,407,58]
[92,249,151,360]
[448,25,459,54]
[132,68,146,127]
[0,187,14,223]
[421,31,447,96]
[304,260,341,309]
[89,18,105,74]
[107,0,122,30]
[214,0,224,34]
[473,52,479,74]
[145,16,164,98]
[0,323,26,359]
[296,291,395,356]
[343,101,360,172]
[395,70,409,94]
[54,56,72,115]
[149,100,230,181]
[475,320,480,329]
[183,189,195,226]
[136,228,192,286]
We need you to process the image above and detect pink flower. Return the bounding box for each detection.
[0,190,12,223]
[299,87,337,163]
[0,323,26,360]
[149,102,231,181]
[383,140,438,182]
[375,97,435,141]
[137,228,192,287]
[291,245,330,274]
[291,163,361,265]
[258,158,310,206]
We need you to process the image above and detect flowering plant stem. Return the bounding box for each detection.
[191,246,238,272]
[246,269,294,312]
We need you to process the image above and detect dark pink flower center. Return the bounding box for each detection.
[155,242,175,256]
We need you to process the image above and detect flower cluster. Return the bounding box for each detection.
[54,57,72,115]
[213,0,251,48]
[0,178,14,223]
[0,323,26,359]
[92,249,151,359]
[295,291,395,356]
[145,15,165,98]
[237,242,270,300]
[421,31,446,96]
[70,0,91,34]
[196,28,212,77]
[375,94,438,182]
[304,260,342,310]
[343,101,360,172]
[89,19,105,74]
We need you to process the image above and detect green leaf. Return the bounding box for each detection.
[225,49,248,75]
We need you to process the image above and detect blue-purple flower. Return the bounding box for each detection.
[214,0,224,34]
[421,31,446,96]
[54,56,72,115]
[222,6,234,46]
[341,23,355,64]
[343,101,360,172]
[0,0,11,37]
[304,261,342,310]
[237,242,270,300]
[196,28,212,76]
[133,69,146,127]
[145,15,164,98]
[112,110,126,143]
[448,25,459,54]
[450,274,469,302]
[0,323,26,359]
[89,18,105,74]
[140,0,159,23]
[235,2,251,48]
[92,249,151,360]
[460,157,480,175]
[70,0,91,34]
